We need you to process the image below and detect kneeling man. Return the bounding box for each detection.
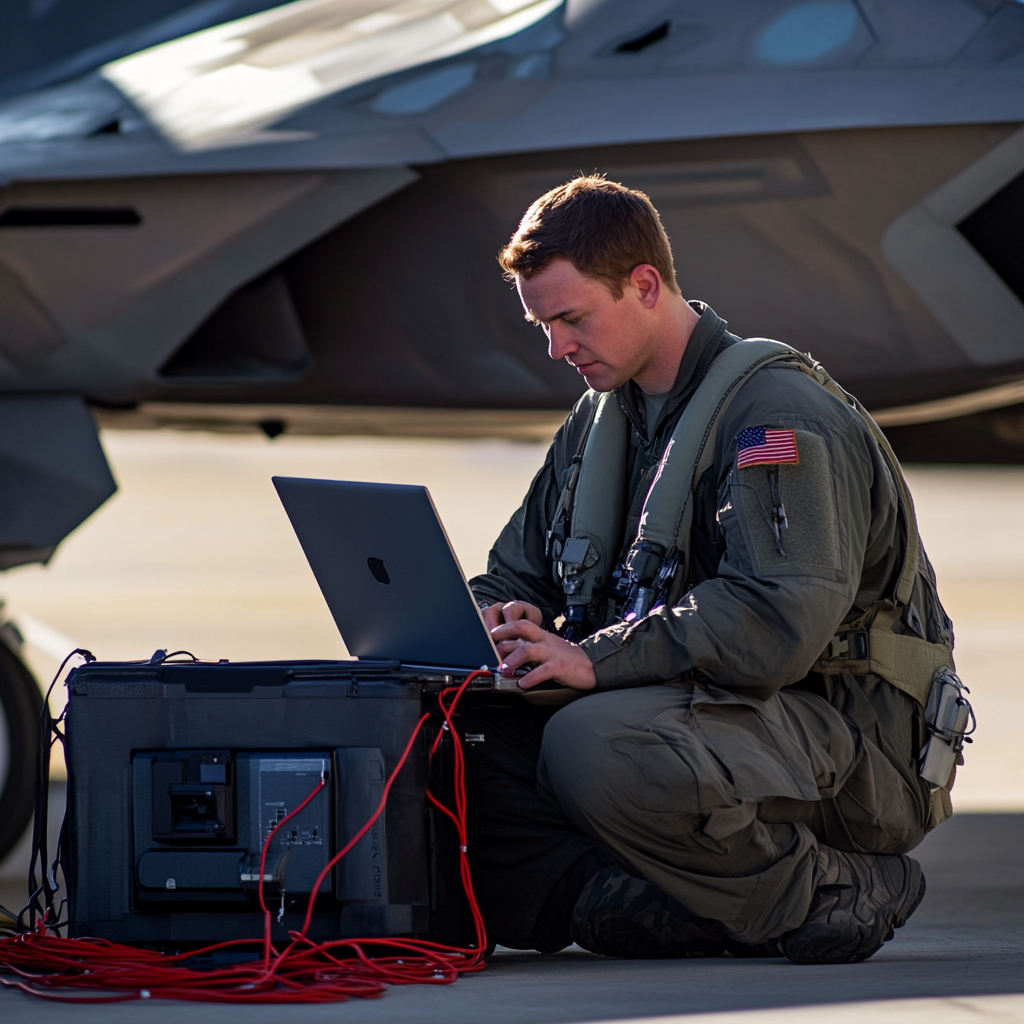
[466,175,959,964]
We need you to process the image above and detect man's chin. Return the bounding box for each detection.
[580,370,623,392]
[581,362,618,389]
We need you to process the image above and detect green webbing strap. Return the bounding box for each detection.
[810,608,950,706]
[640,343,949,706]
[567,392,630,607]
[550,337,949,709]
[549,391,599,538]
[637,340,803,577]
[556,391,629,608]
[557,340,805,610]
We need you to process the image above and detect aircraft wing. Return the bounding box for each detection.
[0,0,1021,570]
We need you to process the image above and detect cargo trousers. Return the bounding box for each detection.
[461,677,932,950]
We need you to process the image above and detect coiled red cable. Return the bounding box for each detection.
[0,670,491,1003]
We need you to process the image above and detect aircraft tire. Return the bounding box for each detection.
[0,636,43,865]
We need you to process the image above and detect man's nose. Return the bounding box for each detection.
[547,325,577,362]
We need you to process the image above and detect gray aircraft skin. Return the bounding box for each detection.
[2,0,1024,861]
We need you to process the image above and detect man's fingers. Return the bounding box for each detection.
[482,600,544,631]
[495,630,595,690]
[515,661,558,690]
[502,601,528,622]
[490,619,546,643]
[499,642,559,686]
[499,642,536,674]
[502,601,544,627]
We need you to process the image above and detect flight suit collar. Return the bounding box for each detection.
[616,301,732,443]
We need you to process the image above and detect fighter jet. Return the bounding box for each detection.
[1,0,1023,860]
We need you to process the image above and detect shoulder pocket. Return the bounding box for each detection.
[730,429,843,577]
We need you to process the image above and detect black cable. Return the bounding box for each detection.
[19,647,198,931]
[23,649,94,932]
[27,686,51,930]
[44,728,70,935]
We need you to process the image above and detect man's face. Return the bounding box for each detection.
[516,259,656,393]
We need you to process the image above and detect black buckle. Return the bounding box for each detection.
[826,630,868,661]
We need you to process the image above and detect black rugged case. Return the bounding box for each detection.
[64,658,473,948]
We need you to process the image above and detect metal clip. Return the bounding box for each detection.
[557,537,593,597]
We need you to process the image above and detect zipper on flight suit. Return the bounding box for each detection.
[768,465,788,556]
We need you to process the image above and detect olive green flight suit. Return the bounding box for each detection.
[468,303,952,948]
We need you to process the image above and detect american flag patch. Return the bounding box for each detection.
[735,427,799,469]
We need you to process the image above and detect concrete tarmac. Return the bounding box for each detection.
[1,430,1023,1021]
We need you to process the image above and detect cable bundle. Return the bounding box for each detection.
[0,670,490,1003]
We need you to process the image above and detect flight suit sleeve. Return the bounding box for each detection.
[581,383,884,701]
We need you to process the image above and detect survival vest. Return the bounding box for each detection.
[546,339,968,824]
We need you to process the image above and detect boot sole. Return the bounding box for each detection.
[783,856,926,966]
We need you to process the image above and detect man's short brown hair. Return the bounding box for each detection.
[498,174,680,298]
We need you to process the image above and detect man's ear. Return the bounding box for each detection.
[630,264,662,308]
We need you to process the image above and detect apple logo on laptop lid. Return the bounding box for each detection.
[366,557,391,585]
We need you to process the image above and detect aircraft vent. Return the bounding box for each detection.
[615,21,671,54]
[0,207,141,227]
[160,271,310,382]
[957,171,1024,305]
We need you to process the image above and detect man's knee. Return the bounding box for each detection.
[537,686,712,835]
[539,696,615,810]
[538,692,640,827]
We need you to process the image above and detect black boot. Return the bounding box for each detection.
[782,845,926,965]
[569,866,726,959]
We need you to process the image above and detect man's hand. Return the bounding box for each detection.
[490,619,596,692]
[481,600,543,632]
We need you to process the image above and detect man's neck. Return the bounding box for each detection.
[633,295,701,394]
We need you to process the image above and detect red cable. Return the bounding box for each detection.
[0,670,492,1003]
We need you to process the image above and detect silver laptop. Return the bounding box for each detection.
[273,476,501,672]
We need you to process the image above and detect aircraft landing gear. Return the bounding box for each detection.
[0,628,42,865]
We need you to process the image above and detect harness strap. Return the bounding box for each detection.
[550,338,951,711]
[641,340,803,596]
[548,391,629,611]
[810,608,949,706]
[566,393,629,607]
[556,340,801,613]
